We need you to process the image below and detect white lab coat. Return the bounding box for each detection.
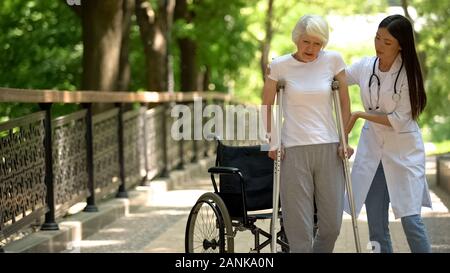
[344,55,432,219]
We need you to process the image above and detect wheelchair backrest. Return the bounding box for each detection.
[216,141,274,214]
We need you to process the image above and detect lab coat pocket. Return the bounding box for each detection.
[395,131,423,162]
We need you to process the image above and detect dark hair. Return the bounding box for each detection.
[379,15,426,120]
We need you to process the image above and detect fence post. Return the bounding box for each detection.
[177,101,184,170]
[83,103,98,212]
[39,103,59,231]
[141,103,149,185]
[203,98,210,157]
[116,103,128,198]
[436,155,441,187]
[160,103,169,177]
[191,101,198,163]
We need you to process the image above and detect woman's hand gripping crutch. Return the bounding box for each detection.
[332,80,362,253]
[271,79,285,253]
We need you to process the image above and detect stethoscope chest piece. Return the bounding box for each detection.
[392,92,401,102]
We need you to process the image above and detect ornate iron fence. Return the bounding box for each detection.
[0,112,47,241]
[92,108,120,200]
[0,88,262,248]
[52,110,89,218]
[144,106,165,181]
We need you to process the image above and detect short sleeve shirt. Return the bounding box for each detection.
[268,50,346,147]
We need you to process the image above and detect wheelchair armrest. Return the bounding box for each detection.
[208,166,244,195]
[208,166,241,175]
[208,166,249,223]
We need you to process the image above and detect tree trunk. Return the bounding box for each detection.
[200,65,210,91]
[178,39,198,91]
[260,0,274,82]
[81,0,124,91]
[401,0,412,21]
[68,0,133,92]
[175,0,198,92]
[81,0,125,113]
[117,0,135,91]
[135,0,175,91]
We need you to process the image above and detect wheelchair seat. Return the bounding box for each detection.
[215,142,274,220]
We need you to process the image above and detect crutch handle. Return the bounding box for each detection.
[277,79,286,91]
[332,80,339,91]
[332,80,350,158]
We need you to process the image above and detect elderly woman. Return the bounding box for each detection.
[262,14,351,252]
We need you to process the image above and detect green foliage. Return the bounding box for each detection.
[172,0,259,93]
[433,140,450,155]
[129,20,147,92]
[0,0,82,119]
[412,0,450,142]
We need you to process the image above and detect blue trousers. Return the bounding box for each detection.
[365,162,432,253]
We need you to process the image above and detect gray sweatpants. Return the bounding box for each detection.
[280,143,345,253]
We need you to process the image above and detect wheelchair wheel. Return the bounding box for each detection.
[185,192,234,253]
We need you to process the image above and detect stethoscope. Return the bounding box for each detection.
[368,57,403,110]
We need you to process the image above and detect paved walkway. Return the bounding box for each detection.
[68,156,450,253]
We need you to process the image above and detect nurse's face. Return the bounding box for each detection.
[374,27,401,61]
[295,34,323,62]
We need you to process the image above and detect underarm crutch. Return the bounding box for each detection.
[271,79,285,253]
[331,80,362,253]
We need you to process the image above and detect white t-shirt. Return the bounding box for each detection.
[268,50,346,148]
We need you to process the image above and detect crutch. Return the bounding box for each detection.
[331,80,362,253]
[271,79,285,253]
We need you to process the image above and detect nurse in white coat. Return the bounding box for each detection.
[345,15,432,253]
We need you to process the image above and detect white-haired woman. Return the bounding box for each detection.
[262,14,352,252]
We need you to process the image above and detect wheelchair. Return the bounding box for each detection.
[185,139,290,253]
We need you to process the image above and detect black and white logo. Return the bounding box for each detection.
[66,0,81,6]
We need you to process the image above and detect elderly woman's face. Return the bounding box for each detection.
[296,34,323,62]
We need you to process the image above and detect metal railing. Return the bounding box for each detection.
[0,87,235,245]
